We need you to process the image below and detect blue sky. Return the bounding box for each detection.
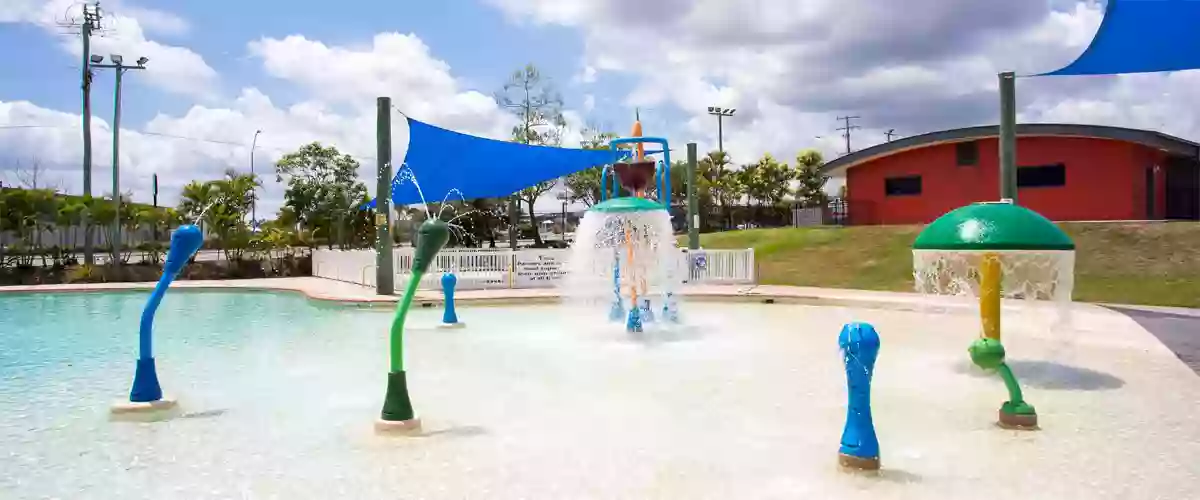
[0,0,631,131]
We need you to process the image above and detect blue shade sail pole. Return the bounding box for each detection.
[130,224,204,403]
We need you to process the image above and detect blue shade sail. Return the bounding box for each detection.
[1040,0,1200,76]
[366,118,623,208]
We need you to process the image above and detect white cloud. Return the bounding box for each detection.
[1,28,523,216]
[0,0,217,98]
[121,5,189,36]
[487,0,1200,173]
[248,33,512,138]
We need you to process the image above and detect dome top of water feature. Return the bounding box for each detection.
[590,196,667,213]
[913,201,1075,251]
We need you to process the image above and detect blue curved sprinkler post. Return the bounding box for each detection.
[441,272,459,325]
[838,322,881,462]
[129,224,204,403]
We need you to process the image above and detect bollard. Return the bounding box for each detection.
[437,273,465,329]
[838,322,881,470]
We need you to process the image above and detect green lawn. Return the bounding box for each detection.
[689,222,1200,308]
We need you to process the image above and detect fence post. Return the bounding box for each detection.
[751,248,759,284]
[507,249,516,289]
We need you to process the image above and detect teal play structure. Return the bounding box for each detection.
[593,128,679,333]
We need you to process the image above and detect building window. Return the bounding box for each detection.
[885,175,922,196]
[956,141,978,166]
[1018,163,1066,188]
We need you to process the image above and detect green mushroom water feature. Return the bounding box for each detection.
[913,201,1076,429]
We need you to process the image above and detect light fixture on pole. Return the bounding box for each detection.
[250,129,262,230]
[91,54,148,264]
[706,106,736,153]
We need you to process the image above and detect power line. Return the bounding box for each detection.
[0,123,380,163]
[835,115,861,155]
[0,125,65,130]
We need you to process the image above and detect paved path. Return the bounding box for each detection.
[1104,305,1200,375]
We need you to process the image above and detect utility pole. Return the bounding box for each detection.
[152,173,159,241]
[885,129,899,142]
[92,54,148,264]
[836,116,861,155]
[706,107,736,153]
[250,129,262,229]
[76,3,103,265]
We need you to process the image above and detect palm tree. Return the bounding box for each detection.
[179,180,217,232]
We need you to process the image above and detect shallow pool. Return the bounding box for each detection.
[1,290,1198,499]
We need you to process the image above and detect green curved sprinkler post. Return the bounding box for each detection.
[968,337,1037,428]
[914,201,1074,430]
[377,218,450,434]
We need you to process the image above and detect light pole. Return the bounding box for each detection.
[706,107,736,153]
[92,54,148,264]
[250,129,262,230]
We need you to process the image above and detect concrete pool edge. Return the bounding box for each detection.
[0,278,1012,313]
[0,277,1188,316]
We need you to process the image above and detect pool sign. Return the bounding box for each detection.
[513,250,569,288]
[691,251,708,271]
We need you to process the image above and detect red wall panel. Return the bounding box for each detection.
[845,136,1158,224]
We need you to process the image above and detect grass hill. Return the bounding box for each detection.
[692,222,1200,308]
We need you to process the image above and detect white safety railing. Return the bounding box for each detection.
[313,247,755,290]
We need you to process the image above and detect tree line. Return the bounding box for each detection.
[2,61,833,275]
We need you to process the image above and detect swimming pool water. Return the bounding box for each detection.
[2,290,1198,499]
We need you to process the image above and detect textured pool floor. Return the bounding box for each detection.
[2,291,1198,499]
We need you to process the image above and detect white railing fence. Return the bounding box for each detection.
[312,247,755,291]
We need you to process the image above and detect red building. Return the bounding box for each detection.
[822,124,1200,225]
